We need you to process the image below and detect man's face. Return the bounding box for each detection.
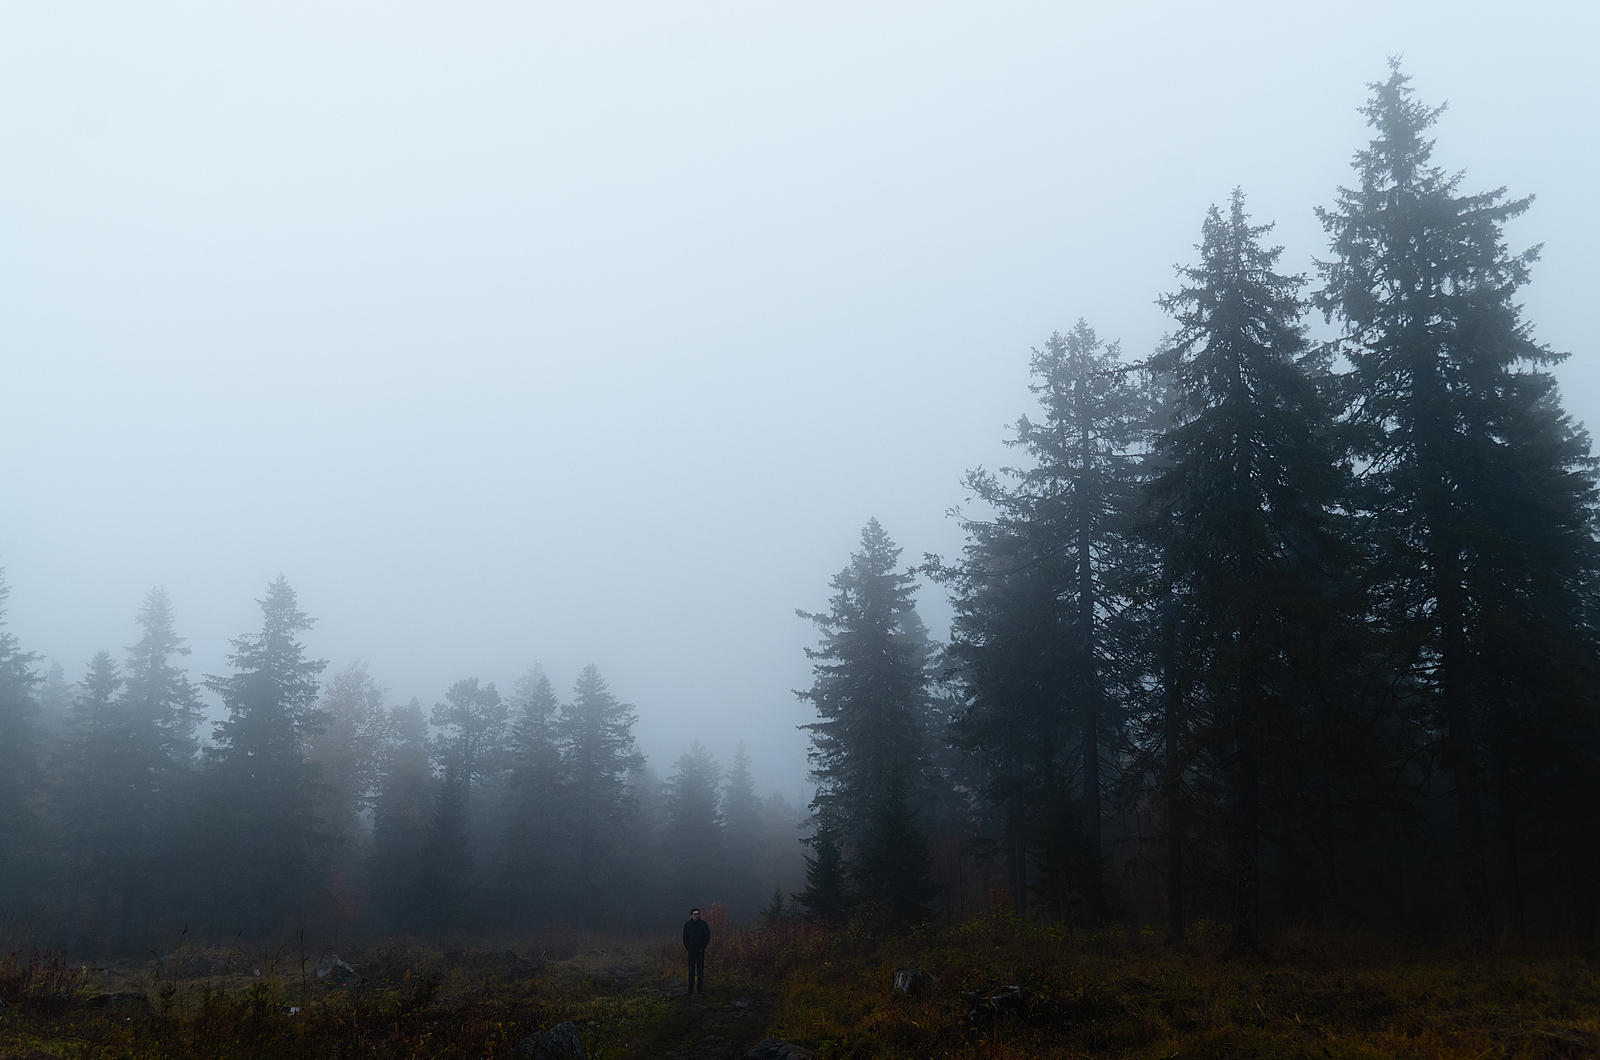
[691,910,700,920]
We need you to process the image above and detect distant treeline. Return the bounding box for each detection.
[784,66,1600,951]
[0,576,806,954]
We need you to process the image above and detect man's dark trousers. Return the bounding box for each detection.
[686,947,705,993]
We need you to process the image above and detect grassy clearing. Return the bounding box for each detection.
[2,919,1597,1059]
[732,915,1600,1059]
[0,930,756,1060]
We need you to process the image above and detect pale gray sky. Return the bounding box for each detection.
[2,2,1595,799]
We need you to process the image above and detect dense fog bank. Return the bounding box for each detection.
[2,67,1598,955]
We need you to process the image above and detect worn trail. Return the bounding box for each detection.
[614,977,780,1060]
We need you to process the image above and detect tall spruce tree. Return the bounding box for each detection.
[1148,191,1347,955]
[663,741,726,910]
[58,651,123,941]
[307,661,392,850]
[198,576,330,936]
[1316,63,1600,939]
[798,519,936,920]
[941,321,1150,917]
[794,804,853,924]
[369,697,435,930]
[430,677,507,801]
[412,759,474,935]
[722,742,765,913]
[558,664,644,920]
[852,761,938,927]
[500,666,567,919]
[101,588,206,948]
[0,568,40,917]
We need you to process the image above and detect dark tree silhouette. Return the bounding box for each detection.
[798,519,936,916]
[369,697,435,930]
[558,664,644,920]
[196,576,330,936]
[500,666,567,918]
[1316,63,1600,940]
[1148,191,1347,955]
[940,320,1151,918]
[0,569,41,916]
[794,805,852,924]
[663,741,726,910]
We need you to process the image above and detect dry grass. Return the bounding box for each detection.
[2,919,1597,1059]
[0,930,693,1060]
[737,914,1600,1059]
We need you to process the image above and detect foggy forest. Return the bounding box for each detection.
[5,63,1596,950]
[3,24,1599,1060]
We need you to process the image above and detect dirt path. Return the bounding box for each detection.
[616,980,778,1060]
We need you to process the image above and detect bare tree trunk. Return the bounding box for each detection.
[1075,374,1105,920]
[1439,574,1490,944]
[1493,741,1524,937]
[1162,605,1185,945]
[1007,816,1028,917]
[1226,680,1260,957]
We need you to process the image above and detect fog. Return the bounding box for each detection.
[2,1,1595,802]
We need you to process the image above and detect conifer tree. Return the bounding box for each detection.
[1316,64,1600,938]
[722,742,765,912]
[430,677,507,801]
[852,763,938,927]
[664,741,726,909]
[760,885,788,927]
[123,587,204,759]
[412,760,474,935]
[307,660,392,850]
[96,587,206,947]
[558,664,644,919]
[1148,191,1347,955]
[794,804,852,924]
[940,321,1150,917]
[58,651,122,939]
[197,575,330,936]
[0,569,41,916]
[798,519,936,915]
[369,697,435,929]
[500,666,567,915]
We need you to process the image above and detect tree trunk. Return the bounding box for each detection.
[1007,805,1028,917]
[1493,738,1524,936]
[1416,350,1491,944]
[1076,374,1105,920]
[1226,680,1261,957]
[1438,572,1490,943]
[1162,606,1185,945]
[1079,548,1103,919]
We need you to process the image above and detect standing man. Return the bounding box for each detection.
[682,907,710,995]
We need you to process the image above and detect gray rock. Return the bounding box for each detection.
[315,955,359,983]
[742,1039,817,1060]
[964,985,1026,1023]
[514,1020,586,1060]
[892,967,939,996]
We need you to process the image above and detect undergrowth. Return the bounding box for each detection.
[732,913,1600,1059]
[3,919,1597,1059]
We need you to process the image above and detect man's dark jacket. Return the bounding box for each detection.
[683,918,710,950]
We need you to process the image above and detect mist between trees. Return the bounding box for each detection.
[0,572,810,953]
[2,65,1599,957]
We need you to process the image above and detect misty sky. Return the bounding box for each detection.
[2,2,1595,800]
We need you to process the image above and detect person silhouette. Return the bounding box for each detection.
[682,907,710,995]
